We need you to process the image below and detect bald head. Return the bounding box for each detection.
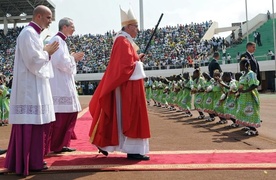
[33,5,51,18]
[32,5,53,29]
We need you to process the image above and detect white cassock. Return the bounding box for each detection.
[9,25,55,125]
[48,32,81,113]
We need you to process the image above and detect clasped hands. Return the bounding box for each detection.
[71,52,85,62]
[44,41,84,62]
[44,41,59,56]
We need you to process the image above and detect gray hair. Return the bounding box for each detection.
[58,17,73,31]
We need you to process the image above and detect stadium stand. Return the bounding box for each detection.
[0,27,22,76]
[1,21,218,76]
[66,21,218,74]
[225,19,276,62]
[1,9,276,92]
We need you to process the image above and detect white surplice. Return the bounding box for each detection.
[9,26,55,125]
[48,33,81,113]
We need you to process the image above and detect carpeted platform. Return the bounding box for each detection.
[37,149,276,171]
[1,109,276,173]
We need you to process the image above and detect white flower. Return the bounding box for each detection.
[220,93,226,100]
[230,83,237,91]
[197,84,201,90]
[206,85,212,92]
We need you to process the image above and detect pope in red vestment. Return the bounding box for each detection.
[89,34,150,145]
[89,7,150,160]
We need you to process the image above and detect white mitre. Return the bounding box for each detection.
[120,6,138,27]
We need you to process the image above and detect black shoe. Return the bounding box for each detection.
[54,147,76,153]
[61,147,76,152]
[0,149,7,155]
[30,164,48,172]
[241,126,250,131]
[42,165,49,170]
[98,147,108,156]
[127,154,150,160]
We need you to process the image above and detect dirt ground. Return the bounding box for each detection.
[1,94,276,180]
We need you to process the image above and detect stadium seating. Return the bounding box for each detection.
[225,19,276,62]
[0,20,232,76]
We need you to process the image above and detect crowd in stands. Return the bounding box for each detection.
[1,20,230,75]
[0,27,23,77]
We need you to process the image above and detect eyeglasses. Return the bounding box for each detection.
[129,24,138,28]
[66,25,75,30]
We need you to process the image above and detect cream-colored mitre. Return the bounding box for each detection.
[120,7,138,27]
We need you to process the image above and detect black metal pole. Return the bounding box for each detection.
[143,13,164,54]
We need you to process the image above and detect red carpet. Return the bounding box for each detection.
[1,110,276,172]
[70,108,98,152]
[40,150,276,171]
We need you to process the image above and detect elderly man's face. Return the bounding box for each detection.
[127,23,139,38]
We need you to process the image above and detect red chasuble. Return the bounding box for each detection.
[89,36,150,147]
